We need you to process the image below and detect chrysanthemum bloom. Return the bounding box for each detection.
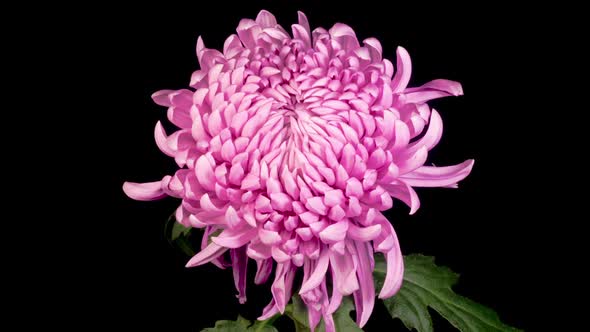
[124,10,473,331]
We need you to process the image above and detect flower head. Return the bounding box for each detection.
[124,10,472,331]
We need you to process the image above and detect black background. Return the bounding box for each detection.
[45,1,558,331]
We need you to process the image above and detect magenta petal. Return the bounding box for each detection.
[195,155,216,191]
[212,226,257,248]
[255,9,277,28]
[398,146,428,174]
[247,240,272,260]
[391,46,412,93]
[186,242,228,267]
[271,263,290,313]
[255,259,273,284]
[258,299,280,320]
[406,109,443,154]
[297,11,311,35]
[151,89,174,106]
[383,181,421,214]
[378,245,404,299]
[408,78,464,96]
[319,221,349,244]
[347,223,381,241]
[352,241,375,327]
[231,246,248,304]
[401,159,474,187]
[330,251,359,295]
[299,249,330,294]
[154,121,175,157]
[123,181,166,201]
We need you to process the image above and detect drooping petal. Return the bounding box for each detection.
[255,258,273,284]
[376,219,404,298]
[382,181,421,214]
[231,246,248,304]
[299,248,330,294]
[351,241,375,328]
[186,242,228,267]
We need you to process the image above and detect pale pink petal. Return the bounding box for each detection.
[151,89,174,106]
[299,249,330,294]
[256,10,277,28]
[319,221,349,244]
[122,181,166,201]
[406,109,443,154]
[186,242,228,267]
[401,159,474,187]
[255,259,273,284]
[212,226,257,248]
[154,121,175,156]
[231,246,248,304]
[351,241,375,327]
[391,46,412,93]
[376,220,404,298]
[347,223,382,241]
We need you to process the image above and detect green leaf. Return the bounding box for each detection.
[201,315,251,331]
[164,214,196,256]
[285,295,310,332]
[318,297,363,332]
[171,220,192,241]
[201,315,278,332]
[374,254,522,332]
[249,318,280,332]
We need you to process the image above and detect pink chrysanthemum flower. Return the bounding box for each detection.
[124,10,473,331]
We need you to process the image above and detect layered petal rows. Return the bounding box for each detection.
[123,10,473,331]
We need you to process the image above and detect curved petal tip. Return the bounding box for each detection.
[123,181,167,201]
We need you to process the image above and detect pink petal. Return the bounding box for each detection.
[151,89,174,106]
[299,249,330,294]
[406,109,443,154]
[231,246,248,304]
[306,196,328,215]
[347,223,381,241]
[154,121,175,157]
[270,192,293,211]
[225,205,240,228]
[324,189,345,207]
[123,181,166,201]
[383,181,421,214]
[259,228,282,245]
[297,11,311,36]
[186,242,228,267]
[258,299,280,321]
[255,9,277,28]
[212,226,257,248]
[398,145,428,174]
[255,258,273,284]
[406,78,463,96]
[401,159,474,187]
[351,241,375,327]
[391,46,412,93]
[319,221,349,244]
[195,155,215,190]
